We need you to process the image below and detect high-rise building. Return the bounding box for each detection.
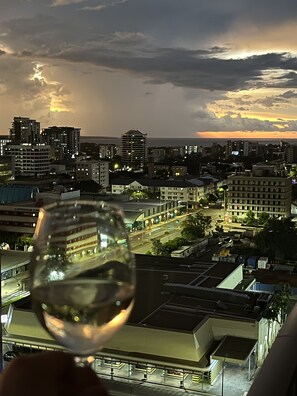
[227,164,292,221]
[121,130,147,171]
[41,126,80,160]
[10,117,40,144]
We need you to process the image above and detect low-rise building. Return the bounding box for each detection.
[4,255,278,392]
[111,177,220,207]
[75,160,109,188]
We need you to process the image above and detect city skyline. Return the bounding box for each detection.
[2,1,297,139]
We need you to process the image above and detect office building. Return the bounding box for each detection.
[10,117,40,144]
[121,130,147,171]
[41,126,80,160]
[227,164,292,221]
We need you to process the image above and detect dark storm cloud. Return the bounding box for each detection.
[49,44,297,91]
[3,0,297,135]
[3,2,297,94]
[281,90,297,99]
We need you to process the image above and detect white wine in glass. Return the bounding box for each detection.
[30,200,136,366]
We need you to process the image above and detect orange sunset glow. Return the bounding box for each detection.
[196,131,297,139]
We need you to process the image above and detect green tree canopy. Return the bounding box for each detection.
[258,212,270,226]
[243,209,256,226]
[254,217,297,260]
[151,237,188,256]
[264,284,291,324]
[181,212,211,241]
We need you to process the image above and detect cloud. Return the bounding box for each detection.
[81,0,128,11]
[281,90,297,99]
[51,0,87,5]
[3,0,297,137]
[193,110,295,133]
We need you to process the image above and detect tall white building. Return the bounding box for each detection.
[76,160,109,188]
[4,144,50,177]
[121,130,147,171]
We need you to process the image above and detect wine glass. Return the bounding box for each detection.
[29,200,136,366]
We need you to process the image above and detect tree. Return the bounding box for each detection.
[254,218,297,260]
[151,239,167,256]
[264,284,291,324]
[16,235,34,250]
[181,212,211,241]
[258,212,269,226]
[151,237,188,256]
[198,197,208,207]
[243,209,256,226]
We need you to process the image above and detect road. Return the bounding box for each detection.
[130,207,225,254]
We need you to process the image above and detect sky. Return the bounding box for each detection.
[2,1,297,139]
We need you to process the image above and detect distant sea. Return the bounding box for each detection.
[80,136,297,147]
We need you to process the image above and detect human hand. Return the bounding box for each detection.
[0,351,109,396]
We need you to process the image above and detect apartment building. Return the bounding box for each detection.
[10,117,40,144]
[227,164,292,221]
[98,144,118,159]
[76,160,109,188]
[121,130,147,171]
[41,126,80,160]
[111,178,208,206]
[4,144,50,177]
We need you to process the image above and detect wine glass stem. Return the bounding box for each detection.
[74,355,95,367]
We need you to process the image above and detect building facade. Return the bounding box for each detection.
[4,144,50,177]
[0,135,11,156]
[98,144,118,160]
[75,160,109,188]
[10,117,40,144]
[121,130,147,171]
[227,165,292,221]
[41,126,80,160]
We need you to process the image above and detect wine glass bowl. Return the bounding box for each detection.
[30,200,135,364]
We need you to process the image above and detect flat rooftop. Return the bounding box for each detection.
[129,255,270,331]
[11,254,271,334]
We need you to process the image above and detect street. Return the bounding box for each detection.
[130,207,224,254]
